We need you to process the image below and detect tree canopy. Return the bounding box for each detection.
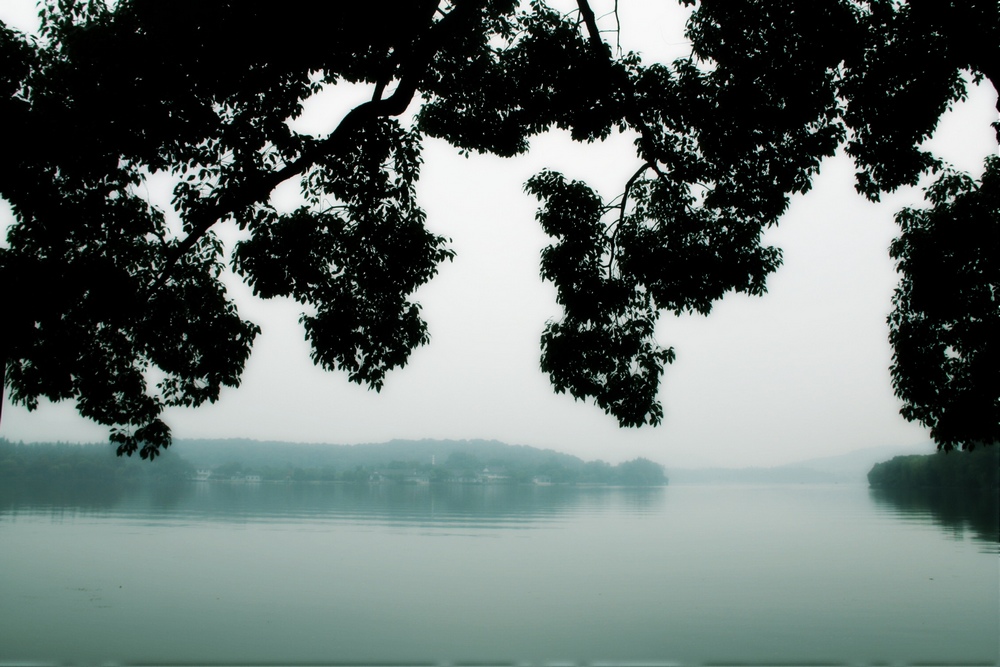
[1,0,997,457]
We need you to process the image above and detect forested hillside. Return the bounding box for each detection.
[0,438,193,482]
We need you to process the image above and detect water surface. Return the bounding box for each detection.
[2,481,996,665]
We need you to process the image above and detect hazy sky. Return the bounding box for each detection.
[1,1,997,467]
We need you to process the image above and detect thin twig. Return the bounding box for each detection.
[614,0,621,54]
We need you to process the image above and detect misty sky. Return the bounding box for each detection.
[1,1,997,468]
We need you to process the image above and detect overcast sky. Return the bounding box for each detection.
[1,1,997,467]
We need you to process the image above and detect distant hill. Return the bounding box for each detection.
[0,438,668,485]
[170,437,588,471]
[667,445,927,485]
[779,445,929,480]
[665,466,844,485]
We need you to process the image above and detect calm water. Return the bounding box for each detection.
[2,481,997,665]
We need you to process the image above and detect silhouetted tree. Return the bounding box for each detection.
[889,165,999,450]
[1,0,996,457]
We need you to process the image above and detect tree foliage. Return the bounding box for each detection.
[1,0,996,457]
[888,160,999,450]
[867,446,999,489]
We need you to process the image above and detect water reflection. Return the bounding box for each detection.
[0,478,131,511]
[3,482,996,665]
[868,486,999,552]
[0,479,666,529]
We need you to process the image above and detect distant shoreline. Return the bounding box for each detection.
[0,437,668,487]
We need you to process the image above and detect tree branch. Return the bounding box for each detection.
[576,0,606,56]
[575,0,660,168]
[153,0,482,291]
[619,163,654,223]
[606,162,655,277]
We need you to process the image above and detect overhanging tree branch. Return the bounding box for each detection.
[6,0,995,454]
[575,0,661,170]
[154,0,484,291]
[158,86,417,287]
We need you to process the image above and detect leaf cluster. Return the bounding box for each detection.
[888,157,999,450]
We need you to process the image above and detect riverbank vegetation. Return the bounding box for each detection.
[867,446,998,489]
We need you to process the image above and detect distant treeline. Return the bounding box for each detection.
[0,438,668,486]
[867,446,998,489]
[174,438,666,485]
[0,438,193,483]
[220,452,666,486]
[172,438,589,472]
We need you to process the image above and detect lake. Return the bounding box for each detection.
[2,480,997,665]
